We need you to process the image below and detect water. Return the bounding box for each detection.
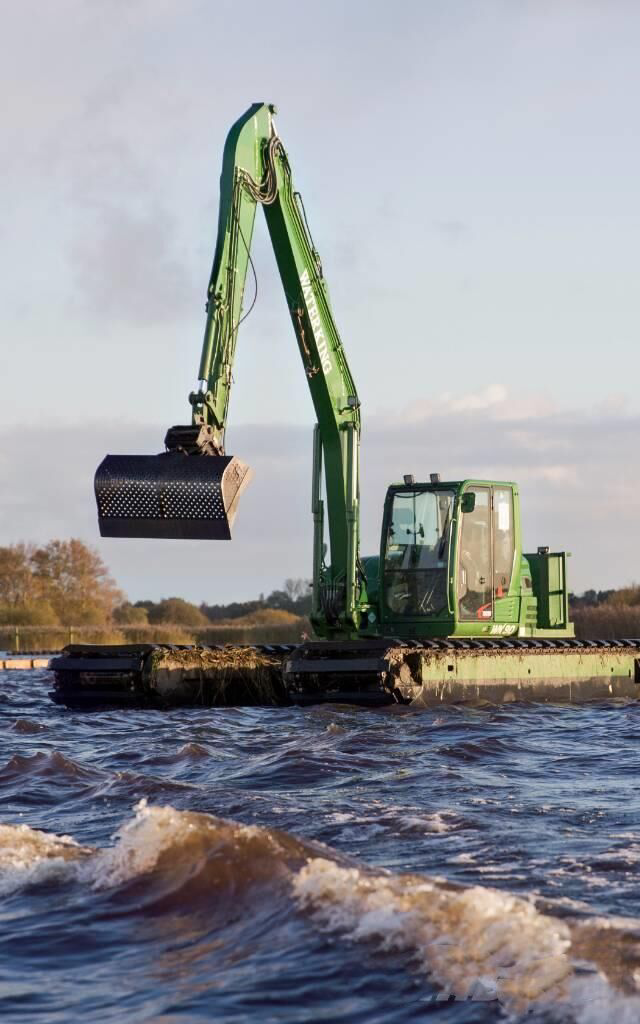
[1,671,640,1022]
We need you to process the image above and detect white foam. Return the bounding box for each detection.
[329,812,354,824]
[293,858,571,1008]
[329,803,458,836]
[598,844,640,864]
[568,974,640,1024]
[0,822,91,894]
[403,811,454,834]
[292,858,640,1020]
[82,799,196,889]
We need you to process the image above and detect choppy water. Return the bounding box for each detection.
[1,671,640,1022]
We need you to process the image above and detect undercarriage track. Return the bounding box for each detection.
[48,637,640,709]
[284,636,640,705]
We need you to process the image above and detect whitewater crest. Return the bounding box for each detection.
[292,858,640,1021]
[293,858,570,1006]
[0,821,92,894]
[2,802,640,1020]
[84,799,299,891]
[0,801,312,899]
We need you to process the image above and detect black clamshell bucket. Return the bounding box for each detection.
[94,453,252,540]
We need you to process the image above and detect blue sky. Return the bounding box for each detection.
[1,1,639,602]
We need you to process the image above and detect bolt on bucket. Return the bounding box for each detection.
[94,453,252,540]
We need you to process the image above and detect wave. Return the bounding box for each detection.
[329,804,460,835]
[0,750,102,783]
[0,821,92,895]
[293,858,640,1021]
[135,742,212,767]
[11,718,48,735]
[82,800,315,908]
[0,801,319,915]
[1,802,639,1021]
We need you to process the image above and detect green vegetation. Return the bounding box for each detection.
[198,578,312,621]
[146,598,210,628]
[0,541,311,650]
[122,579,312,645]
[2,537,640,648]
[113,603,149,625]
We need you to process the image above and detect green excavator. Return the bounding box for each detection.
[52,104,640,707]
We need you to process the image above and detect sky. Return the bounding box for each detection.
[1,0,639,602]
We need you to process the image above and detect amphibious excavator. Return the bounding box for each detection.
[51,104,640,708]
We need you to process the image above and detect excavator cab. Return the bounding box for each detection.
[94,425,252,540]
[379,479,520,636]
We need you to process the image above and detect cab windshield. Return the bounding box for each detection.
[384,489,454,618]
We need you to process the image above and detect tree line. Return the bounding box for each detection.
[3,537,634,630]
[117,577,311,627]
[0,540,311,627]
[0,540,122,626]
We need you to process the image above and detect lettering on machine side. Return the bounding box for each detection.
[300,269,332,375]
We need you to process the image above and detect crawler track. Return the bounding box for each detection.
[284,637,640,706]
[48,637,640,709]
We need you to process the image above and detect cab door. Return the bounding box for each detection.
[458,486,492,621]
[492,487,515,600]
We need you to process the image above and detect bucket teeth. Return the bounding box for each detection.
[94,453,252,540]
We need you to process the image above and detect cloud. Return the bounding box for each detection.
[1,398,639,601]
[432,219,470,241]
[407,385,557,422]
[69,203,195,325]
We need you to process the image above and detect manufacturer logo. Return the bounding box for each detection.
[490,624,517,636]
[300,269,332,375]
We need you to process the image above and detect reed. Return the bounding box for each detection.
[9,608,640,652]
[571,605,640,640]
[0,616,310,653]
[0,625,126,651]
[147,646,287,706]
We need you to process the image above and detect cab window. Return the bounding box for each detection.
[384,489,453,617]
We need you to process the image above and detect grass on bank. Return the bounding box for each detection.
[0,608,311,652]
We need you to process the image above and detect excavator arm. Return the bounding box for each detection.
[94,103,363,635]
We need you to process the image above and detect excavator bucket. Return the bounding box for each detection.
[94,453,252,540]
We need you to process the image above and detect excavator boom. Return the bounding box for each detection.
[94,103,362,633]
[94,105,270,543]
